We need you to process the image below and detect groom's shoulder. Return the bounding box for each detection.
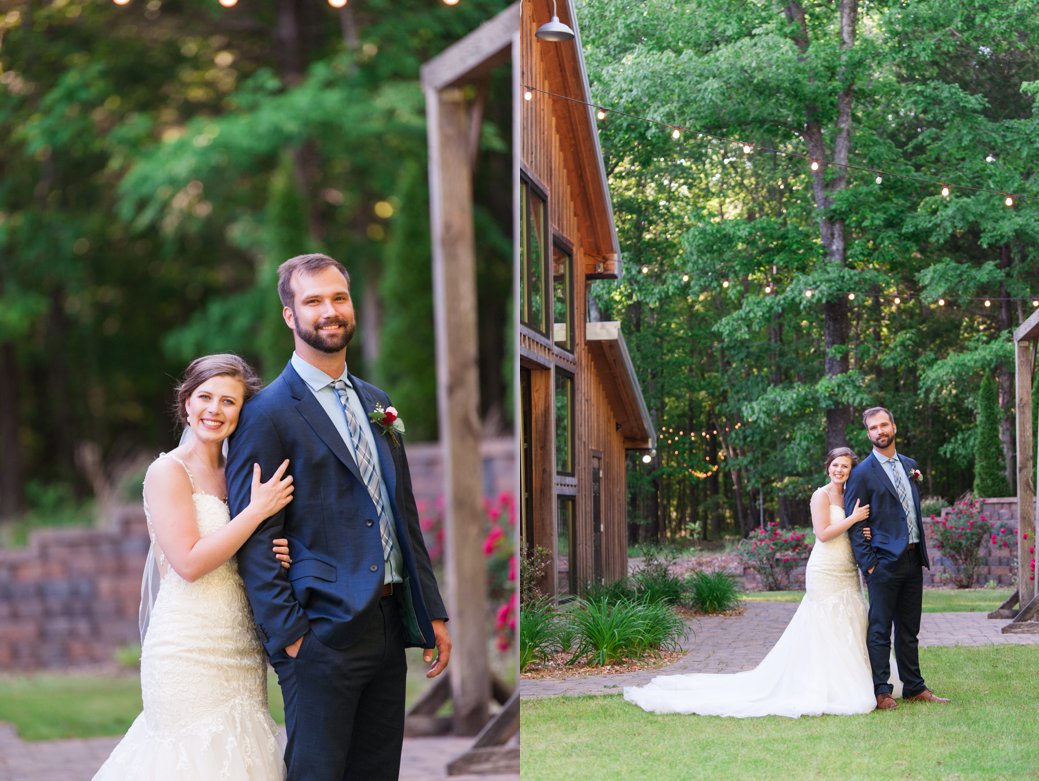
[242,371,294,415]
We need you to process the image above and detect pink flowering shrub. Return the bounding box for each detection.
[736,522,811,590]
[930,497,1014,588]
[418,492,517,653]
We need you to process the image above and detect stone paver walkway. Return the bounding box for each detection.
[521,601,1039,699]
[0,726,518,781]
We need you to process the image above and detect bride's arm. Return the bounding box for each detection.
[810,489,869,542]
[146,457,294,583]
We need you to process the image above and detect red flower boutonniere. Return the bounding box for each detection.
[369,404,405,446]
[909,468,923,483]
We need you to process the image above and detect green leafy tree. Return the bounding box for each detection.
[974,372,1011,497]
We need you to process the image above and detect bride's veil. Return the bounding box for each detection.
[138,426,194,643]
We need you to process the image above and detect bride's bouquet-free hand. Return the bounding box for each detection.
[369,404,405,446]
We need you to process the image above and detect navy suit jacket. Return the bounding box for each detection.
[227,361,447,656]
[845,451,930,573]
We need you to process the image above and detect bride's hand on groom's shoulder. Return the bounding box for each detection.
[850,498,870,524]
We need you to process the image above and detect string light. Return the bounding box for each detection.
[442,0,460,4]
[938,298,946,306]
[596,108,606,120]
[682,273,690,282]
[984,299,992,307]
[218,0,237,7]
[671,128,681,140]
[848,292,856,301]
[524,90,533,101]
[1033,300,1039,308]
[764,283,773,294]
[893,295,901,305]
[722,279,730,289]
[328,0,348,6]
[522,86,1031,206]
[112,0,131,5]
[641,265,650,274]
[804,288,813,298]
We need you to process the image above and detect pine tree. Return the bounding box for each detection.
[974,373,1011,497]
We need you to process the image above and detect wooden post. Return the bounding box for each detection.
[426,86,490,735]
[1016,337,1036,606]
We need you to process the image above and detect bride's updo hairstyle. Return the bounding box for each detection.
[174,353,263,428]
[824,446,859,472]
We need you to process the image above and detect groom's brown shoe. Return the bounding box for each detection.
[904,689,950,704]
[875,694,897,710]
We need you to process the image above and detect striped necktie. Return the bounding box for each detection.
[886,457,914,536]
[332,380,394,563]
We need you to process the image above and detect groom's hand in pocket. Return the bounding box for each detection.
[285,635,304,658]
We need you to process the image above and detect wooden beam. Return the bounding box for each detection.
[426,84,490,736]
[1014,305,1039,343]
[421,3,519,91]
[1016,338,1036,606]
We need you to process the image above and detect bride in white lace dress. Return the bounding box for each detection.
[625,447,900,718]
[93,355,295,780]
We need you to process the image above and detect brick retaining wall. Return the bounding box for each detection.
[0,438,515,671]
[736,497,1021,591]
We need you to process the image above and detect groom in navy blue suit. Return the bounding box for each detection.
[845,406,948,710]
[227,253,450,780]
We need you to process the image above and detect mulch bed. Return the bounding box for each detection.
[521,649,686,680]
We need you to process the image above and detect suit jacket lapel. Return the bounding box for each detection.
[350,375,400,510]
[283,363,364,484]
[868,452,901,504]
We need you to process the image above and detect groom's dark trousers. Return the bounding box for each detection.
[846,451,929,698]
[228,362,447,781]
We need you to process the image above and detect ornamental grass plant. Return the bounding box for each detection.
[519,598,560,672]
[566,595,686,667]
[684,570,741,613]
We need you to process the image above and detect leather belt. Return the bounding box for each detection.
[382,583,395,598]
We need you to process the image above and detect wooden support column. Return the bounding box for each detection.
[1016,337,1036,606]
[427,85,490,735]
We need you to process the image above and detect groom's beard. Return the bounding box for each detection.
[297,317,355,353]
[870,432,893,449]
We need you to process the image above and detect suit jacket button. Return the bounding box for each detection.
[369,564,378,572]
[366,520,374,527]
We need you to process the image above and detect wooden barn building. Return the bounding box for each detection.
[520,0,654,599]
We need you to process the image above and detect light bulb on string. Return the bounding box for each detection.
[1005,196,1014,207]
[524,90,532,101]
[984,299,992,308]
[893,295,901,305]
[328,0,348,6]
[722,279,730,289]
[810,160,820,171]
[875,175,883,185]
[941,185,950,198]
[442,0,459,5]
[671,128,681,140]
[938,298,946,306]
[596,108,606,120]
[764,283,773,294]
[742,144,753,154]
[1033,300,1039,308]
[804,288,814,298]
[113,0,131,5]
[641,265,650,274]
[848,292,855,301]
[681,273,690,283]
[218,0,237,7]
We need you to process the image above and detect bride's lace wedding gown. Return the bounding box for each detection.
[625,504,900,718]
[93,456,285,780]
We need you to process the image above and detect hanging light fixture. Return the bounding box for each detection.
[536,0,575,42]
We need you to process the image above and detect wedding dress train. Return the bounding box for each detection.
[93,456,285,780]
[625,505,900,718]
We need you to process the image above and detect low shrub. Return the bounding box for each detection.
[566,595,686,667]
[631,552,685,605]
[685,571,741,613]
[519,598,559,672]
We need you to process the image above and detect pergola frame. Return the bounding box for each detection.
[1000,309,1039,631]
[413,3,520,774]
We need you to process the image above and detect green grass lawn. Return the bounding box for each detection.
[744,587,1011,613]
[0,648,464,741]
[522,645,1038,780]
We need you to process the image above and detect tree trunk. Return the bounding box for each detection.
[997,245,1016,492]
[786,0,858,449]
[0,342,23,520]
